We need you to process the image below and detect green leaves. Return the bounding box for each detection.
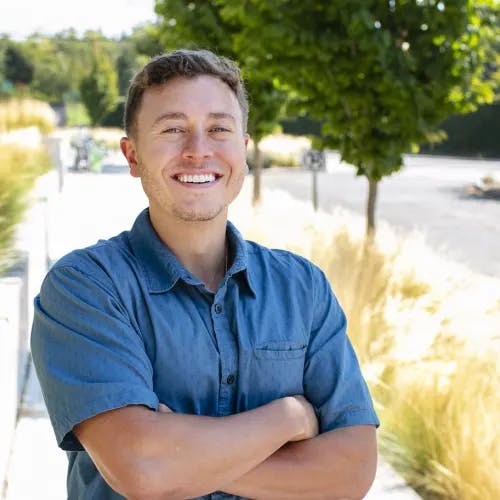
[229,0,497,178]
[4,44,33,86]
[80,49,119,126]
[154,0,289,141]
[151,0,498,227]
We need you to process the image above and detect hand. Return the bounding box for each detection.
[285,395,319,442]
[157,402,173,413]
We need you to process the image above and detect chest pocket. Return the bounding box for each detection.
[249,341,306,404]
[254,342,307,360]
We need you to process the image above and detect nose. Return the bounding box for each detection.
[182,130,213,162]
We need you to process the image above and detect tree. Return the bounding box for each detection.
[116,51,136,97]
[80,48,119,126]
[21,31,117,104]
[22,36,73,103]
[115,27,161,97]
[4,44,34,86]
[153,0,288,205]
[0,36,8,82]
[129,23,165,63]
[222,0,498,236]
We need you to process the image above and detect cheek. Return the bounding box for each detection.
[147,137,181,159]
[140,143,178,177]
[226,146,247,170]
[148,142,170,161]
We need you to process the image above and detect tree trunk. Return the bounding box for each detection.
[252,140,262,206]
[366,177,378,239]
[354,176,378,334]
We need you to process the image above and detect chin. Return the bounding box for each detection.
[173,206,225,222]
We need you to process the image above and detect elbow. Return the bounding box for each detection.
[341,450,377,500]
[113,463,188,500]
[341,449,377,499]
[123,471,213,500]
[328,474,375,500]
[99,454,190,500]
[341,474,375,500]
[329,472,375,500]
[328,434,378,500]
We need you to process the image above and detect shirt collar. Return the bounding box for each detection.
[128,209,256,296]
[226,220,257,297]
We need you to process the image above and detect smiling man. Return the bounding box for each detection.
[31,49,379,500]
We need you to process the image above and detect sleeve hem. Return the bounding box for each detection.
[321,408,380,433]
[57,390,160,451]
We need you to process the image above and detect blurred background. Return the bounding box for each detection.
[0,1,499,499]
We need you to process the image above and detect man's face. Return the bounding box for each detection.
[121,75,248,224]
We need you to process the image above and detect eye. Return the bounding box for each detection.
[211,126,232,133]
[162,127,184,134]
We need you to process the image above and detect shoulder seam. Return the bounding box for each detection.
[50,264,121,303]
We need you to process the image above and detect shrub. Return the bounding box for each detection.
[247,134,311,168]
[246,146,272,170]
[0,145,52,271]
[229,185,500,500]
[378,354,499,500]
[0,98,56,134]
[66,101,91,127]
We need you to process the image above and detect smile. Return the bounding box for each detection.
[175,174,219,184]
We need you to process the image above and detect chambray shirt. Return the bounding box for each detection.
[31,208,379,500]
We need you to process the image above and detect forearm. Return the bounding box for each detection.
[76,397,310,499]
[222,425,377,500]
[138,402,296,498]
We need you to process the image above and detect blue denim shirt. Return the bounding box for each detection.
[31,208,379,500]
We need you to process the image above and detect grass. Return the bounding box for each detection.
[0,98,56,134]
[378,354,499,500]
[0,144,52,271]
[229,184,500,500]
[66,101,91,127]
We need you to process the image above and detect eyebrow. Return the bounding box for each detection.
[152,112,237,126]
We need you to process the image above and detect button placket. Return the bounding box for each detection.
[212,288,238,416]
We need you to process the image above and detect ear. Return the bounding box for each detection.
[120,137,140,177]
[244,134,250,149]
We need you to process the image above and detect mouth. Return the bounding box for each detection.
[174,173,221,184]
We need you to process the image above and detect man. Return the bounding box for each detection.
[31,49,379,500]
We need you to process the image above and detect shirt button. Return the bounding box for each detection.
[214,303,222,314]
[226,374,236,385]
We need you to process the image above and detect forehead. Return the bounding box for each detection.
[138,75,242,125]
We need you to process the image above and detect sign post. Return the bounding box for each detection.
[302,149,326,211]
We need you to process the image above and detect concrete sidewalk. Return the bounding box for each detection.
[2,168,421,499]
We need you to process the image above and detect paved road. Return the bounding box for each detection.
[263,153,500,278]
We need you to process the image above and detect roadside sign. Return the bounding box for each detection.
[302,149,326,171]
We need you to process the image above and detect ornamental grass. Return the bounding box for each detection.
[0,144,52,271]
[230,185,500,500]
[0,98,56,134]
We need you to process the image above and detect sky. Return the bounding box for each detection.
[0,0,158,39]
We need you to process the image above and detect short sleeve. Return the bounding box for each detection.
[30,264,159,451]
[303,265,379,433]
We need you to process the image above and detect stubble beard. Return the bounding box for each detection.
[171,204,225,222]
[138,157,226,223]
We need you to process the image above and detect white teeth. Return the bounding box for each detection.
[177,174,216,183]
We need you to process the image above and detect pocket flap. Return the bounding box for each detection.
[254,342,307,360]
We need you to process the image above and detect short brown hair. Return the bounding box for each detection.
[124,49,248,138]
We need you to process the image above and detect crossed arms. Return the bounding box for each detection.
[74,396,377,500]
[35,263,378,498]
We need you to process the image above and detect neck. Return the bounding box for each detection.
[149,207,228,292]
